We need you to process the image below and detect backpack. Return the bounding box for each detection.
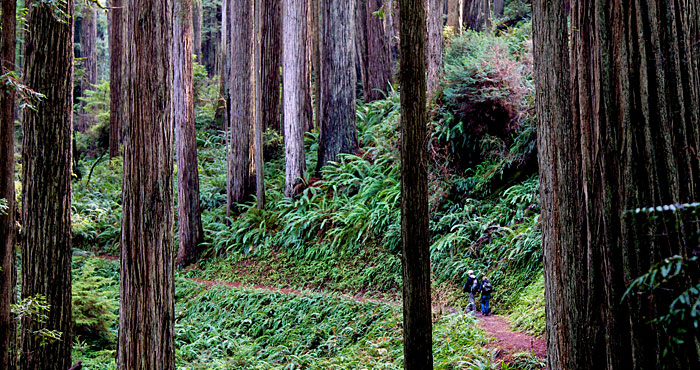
[481,281,492,294]
[471,279,479,293]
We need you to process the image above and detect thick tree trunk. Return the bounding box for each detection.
[193,0,202,58]
[174,0,204,268]
[227,0,254,214]
[425,0,443,101]
[317,0,359,172]
[117,0,175,368]
[493,0,504,17]
[534,0,700,368]
[463,0,490,31]
[447,0,463,33]
[20,2,74,370]
[262,0,281,133]
[399,0,434,367]
[283,0,309,197]
[0,1,17,369]
[364,0,392,102]
[109,0,125,158]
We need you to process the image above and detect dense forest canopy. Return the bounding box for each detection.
[0,0,698,369]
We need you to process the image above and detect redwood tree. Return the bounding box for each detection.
[262,0,281,132]
[175,0,204,268]
[317,0,359,172]
[20,2,74,369]
[447,0,463,33]
[399,0,434,367]
[109,0,126,158]
[118,0,175,368]
[0,1,17,369]
[463,0,490,31]
[78,5,98,131]
[534,0,700,368]
[363,0,392,102]
[425,0,443,100]
[283,0,309,197]
[227,0,254,214]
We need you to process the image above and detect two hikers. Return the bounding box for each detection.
[463,271,494,316]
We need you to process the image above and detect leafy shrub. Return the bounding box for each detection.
[71,257,119,345]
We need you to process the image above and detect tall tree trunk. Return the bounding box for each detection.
[201,0,221,75]
[254,0,265,208]
[227,0,254,214]
[79,6,98,131]
[117,0,175,368]
[463,0,490,31]
[317,0,359,173]
[193,0,202,58]
[447,0,463,33]
[532,1,586,369]
[534,0,700,368]
[355,0,368,100]
[303,0,314,132]
[364,0,392,102]
[20,2,74,370]
[0,1,17,369]
[311,0,321,133]
[399,0,434,367]
[425,0,443,100]
[262,0,281,133]
[283,0,309,197]
[109,0,125,158]
[174,0,204,268]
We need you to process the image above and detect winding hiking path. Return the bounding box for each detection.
[89,254,546,362]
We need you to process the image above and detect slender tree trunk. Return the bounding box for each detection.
[254,0,265,208]
[283,0,309,197]
[311,0,321,133]
[355,0,368,99]
[534,0,700,368]
[303,0,314,132]
[399,0,434,367]
[0,1,17,369]
[174,0,204,268]
[262,0,281,133]
[317,0,359,173]
[109,0,125,158]
[20,2,74,369]
[364,0,392,101]
[425,0,443,101]
[228,0,254,214]
[447,0,463,33]
[193,0,202,58]
[463,0,490,31]
[201,1,221,75]
[117,0,175,368]
[79,6,98,131]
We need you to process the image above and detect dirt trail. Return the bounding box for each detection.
[476,312,546,360]
[90,254,546,361]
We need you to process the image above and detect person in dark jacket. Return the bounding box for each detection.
[463,270,478,312]
[480,276,493,316]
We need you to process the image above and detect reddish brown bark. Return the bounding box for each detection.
[109,0,126,158]
[20,2,74,369]
[364,0,392,102]
[118,0,175,368]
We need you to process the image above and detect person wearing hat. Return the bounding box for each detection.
[463,270,478,312]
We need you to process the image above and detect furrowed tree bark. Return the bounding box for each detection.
[201,0,221,75]
[254,0,265,208]
[0,1,17,369]
[311,0,321,133]
[535,0,700,368]
[317,0,359,173]
[425,0,443,100]
[447,0,463,33]
[175,0,204,268]
[364,0,392,102]
[532,1,586,369]
[262,0,281,133]
[227,0,254,215]
[20,2,74,370]
[303,0,314,132]
[463,0,490,31]
[399,0,434,367]
[283,0,309,197]
[118,0,175,368]
[109,0,126,158]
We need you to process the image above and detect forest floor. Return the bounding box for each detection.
[186,272,547,362]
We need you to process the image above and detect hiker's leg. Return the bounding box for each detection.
[485,296,490,315]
